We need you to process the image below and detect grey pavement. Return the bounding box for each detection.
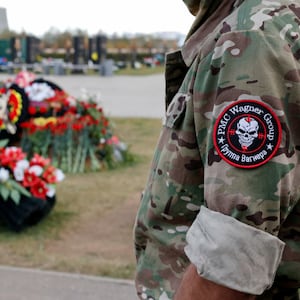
[0,73,166,119]
[0,265,138,300]
[0,73,166,299]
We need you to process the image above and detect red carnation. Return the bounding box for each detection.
[22,169,40,187]
[39,106,48,114]
[42,166,57,184]
[30,154,51,168]
[28,106,37,115]
[30,180,48,200]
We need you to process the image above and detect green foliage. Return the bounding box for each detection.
[20,101,136,174]
[0,179,31,205]
[115,65,164,76]
[0,139,9,148]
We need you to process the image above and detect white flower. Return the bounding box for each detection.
[13,159,30,181]
[80,88,89,101]
[117,142,127,151]
[0,168,9,182]
[25,82,55,102]
[28,165,43,176]
[55,169,65,182]
[113,148,123,162]
[46,185,56,197]
[4,146,18,154]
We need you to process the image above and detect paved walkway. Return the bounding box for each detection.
[0,72,165,299]
[0,73,165,119]
[0,265,138,300]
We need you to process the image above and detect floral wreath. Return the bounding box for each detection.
[0,85,29,132]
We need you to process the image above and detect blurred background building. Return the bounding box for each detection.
[0,8,9,32]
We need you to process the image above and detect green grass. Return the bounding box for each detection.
[114,65,164,76]
[0,117,162,279]
[72,65,164,76]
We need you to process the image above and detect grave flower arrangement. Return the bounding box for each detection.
[0,71,133,174]
[20,98,131,173]
[0,139,65,231]
[0,71,133,231]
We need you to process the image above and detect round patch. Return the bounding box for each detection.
[213,100,282,169]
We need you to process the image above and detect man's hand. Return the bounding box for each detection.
[174,264,256,300]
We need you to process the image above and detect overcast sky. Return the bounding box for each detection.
[0,0,195,37]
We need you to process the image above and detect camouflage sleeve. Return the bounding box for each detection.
[184,28,300,294]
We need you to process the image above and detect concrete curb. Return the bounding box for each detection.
[0,265,138,300]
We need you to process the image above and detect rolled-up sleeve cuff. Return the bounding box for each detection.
[184,206,285,295]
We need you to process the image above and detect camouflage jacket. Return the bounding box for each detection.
[134,0,300,299]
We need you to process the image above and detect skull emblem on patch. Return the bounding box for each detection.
[213,100,282,169]
[235,117,259,148]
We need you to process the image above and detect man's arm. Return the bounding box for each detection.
[182,27,295,297]
[175,264,256,300]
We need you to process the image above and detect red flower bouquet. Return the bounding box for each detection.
[0,146,64,204]
[0,72,134,175]
[0,141,65,232]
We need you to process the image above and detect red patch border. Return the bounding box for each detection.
[213,99,282,169]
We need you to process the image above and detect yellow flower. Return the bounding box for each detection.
[33,117,57,127]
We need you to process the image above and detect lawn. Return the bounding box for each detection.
[0,117,162,280]
[114,65,165,76]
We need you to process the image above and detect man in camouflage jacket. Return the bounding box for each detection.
[134,0,300,299]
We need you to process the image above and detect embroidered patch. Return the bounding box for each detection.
[213,100,281,169]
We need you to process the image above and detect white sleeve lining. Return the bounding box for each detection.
[184,206,285,295]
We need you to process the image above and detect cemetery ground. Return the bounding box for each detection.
[0,117,162,280]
